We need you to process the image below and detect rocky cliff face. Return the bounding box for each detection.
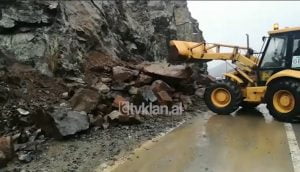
[0,0,204,77]
[0,1,209,168]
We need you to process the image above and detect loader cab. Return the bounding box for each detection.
[257,27,300,86]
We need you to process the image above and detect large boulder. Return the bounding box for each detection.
[143,63,193,79]
[112,66,139,82]
[151,80,175,93]
[156,90,173,105]
[135,73,153,86]
[32,107,90,139]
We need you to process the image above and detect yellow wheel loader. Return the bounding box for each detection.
[169,24,300,122]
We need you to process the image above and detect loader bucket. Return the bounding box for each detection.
[168,44,185,64]
[168,40,205,64]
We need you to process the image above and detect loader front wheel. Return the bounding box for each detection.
[266,79,300,122]
[204,79,242,115]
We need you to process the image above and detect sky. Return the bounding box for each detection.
[187,1,300,72]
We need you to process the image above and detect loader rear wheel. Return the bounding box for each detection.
[266,79,300,122]
[204,79,242,114]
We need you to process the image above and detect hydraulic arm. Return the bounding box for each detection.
[169,40,259,84]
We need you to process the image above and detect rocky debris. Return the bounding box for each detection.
[156,91,173,105]
[0,65,69,166]
[89,115,105,128]
[32,107,90,139]
[195,88,205,98]
[143,63,193,79]
[139,86,158,103]
[111,82,130,91]
[107,110,142,125]
[135,74,153,86]
[0,85,9,104]
[0,59,212,168]
[101,77,112,83]
[17,151,33,163]
[0,59,207,136]
[113,95,128,108]
[3,108,205,171]
[151,80,175,94]
[92,82,110,94]
[14,140,39,153]
[69,88,100,113]
[1,126,45,166]
[107,111,124,121]
[65,77,86,85]
[62,92,69,99]
[16,108,30,116]
[180,95,193,110]
[85,51,116,74]
[96,104,111,115]
[0,136,14,167]
[102,121,110,130]
[128,86,139,95]
[113,66,139,82]
[0,152,6,167]
[197,74,216,85]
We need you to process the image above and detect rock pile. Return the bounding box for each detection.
[0,55,213,167]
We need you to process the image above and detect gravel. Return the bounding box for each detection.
[4,103,206,172]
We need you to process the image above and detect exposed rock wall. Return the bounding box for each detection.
[0,0,204,76]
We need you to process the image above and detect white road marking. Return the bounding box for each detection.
[284,123,300,172]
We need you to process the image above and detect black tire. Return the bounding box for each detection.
[204,79,242,115]
[240,101,260,109]
[266,79,300,122]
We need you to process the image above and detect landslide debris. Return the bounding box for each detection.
[0,52,213,168]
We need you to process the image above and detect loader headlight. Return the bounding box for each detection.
[273,23,279,30]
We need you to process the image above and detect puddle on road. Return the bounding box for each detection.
[99,105,293,172]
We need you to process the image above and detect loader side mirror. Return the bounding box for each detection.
[262,36,266,42]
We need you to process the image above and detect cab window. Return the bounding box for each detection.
[261,37,287,68]
[292,38,300,68]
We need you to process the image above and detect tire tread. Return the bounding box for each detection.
[266,79,300,122]
[204,79,242,114]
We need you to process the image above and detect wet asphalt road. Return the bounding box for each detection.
[104,104,300,172]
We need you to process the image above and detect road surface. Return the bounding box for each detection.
[101,104,300,172]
